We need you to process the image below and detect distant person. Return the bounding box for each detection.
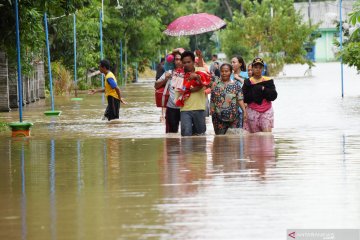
[213,62,220,78]
[156,58,165,80]
[247,63,253,77]
[88,59,126,121]
[209,63,247,135]
[242,57,277,133]
[155,51,184,133]
[231,55,248,127]
[209,54,218,75]
[262,62,268,76]
[231,55,248,86]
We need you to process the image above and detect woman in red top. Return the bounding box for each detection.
[242,58,277,133]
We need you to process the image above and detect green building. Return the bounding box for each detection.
[295,0,355,62]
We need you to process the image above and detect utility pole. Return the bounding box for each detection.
[339,0,344,98]
[308,0,312,26]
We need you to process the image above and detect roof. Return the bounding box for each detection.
[294,0,356,29]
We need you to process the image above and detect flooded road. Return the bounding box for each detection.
[0,62,360,239]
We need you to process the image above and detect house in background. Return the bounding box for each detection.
[294,0,355,62]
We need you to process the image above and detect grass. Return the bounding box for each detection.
[139,67,155,79]
[0,122,8,132]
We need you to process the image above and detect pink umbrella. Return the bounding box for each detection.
[163,13,226,37]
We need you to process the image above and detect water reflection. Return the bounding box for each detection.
[212,134,275,180]
[243,134,276,179]
[161,137,208,197]
[49,139,57,240]
[0,134,359,239]
[20,142,27,240]
[77,140,83,193]
[0,62,360,239]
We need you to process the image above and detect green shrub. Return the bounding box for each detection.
[0,122,8,132]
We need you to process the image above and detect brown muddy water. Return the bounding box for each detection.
[0,63,360,239]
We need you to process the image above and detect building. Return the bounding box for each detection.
[294,0,356,62]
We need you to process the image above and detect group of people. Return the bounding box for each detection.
[88,50,277,137]
[155,49,278,136]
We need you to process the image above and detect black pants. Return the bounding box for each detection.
[104,96,120,121]
[166,107,180,133]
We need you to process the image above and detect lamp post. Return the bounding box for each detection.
[339,0,344,98]
[8,0,33,137]
[119,40,123,85]
[71,12,83,101]
[14,0,23,122]
[43,13,62,117]
[308,0,312,26]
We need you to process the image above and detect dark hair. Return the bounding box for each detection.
[181,50,195,62]
[160,57,165,63]
[233,55,246,72]
[220,63,233,72]
[100,59,111,70]
[212,54,218,58]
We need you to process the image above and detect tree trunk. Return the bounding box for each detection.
[223,0,233,19]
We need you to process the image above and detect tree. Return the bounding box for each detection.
[0,0,88,74]
[220,0,317,75]
[340,0,360,71]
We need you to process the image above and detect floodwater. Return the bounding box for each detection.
[0,62,360,239]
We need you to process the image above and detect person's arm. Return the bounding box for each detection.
[195,49,204,67]
[241,80,253,104]
[190,85,203,93]
[233,73,244,84]
[88,88,105,94]
[238,100,247,121]
[154,72,171,89]
[236,84,247,121]
[187,73,203,93]
[263,80,278,101]
[114,86,127,104]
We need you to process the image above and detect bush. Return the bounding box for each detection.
[51,62,72,95]
[0,122,8,132]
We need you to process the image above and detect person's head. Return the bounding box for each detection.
[247,63,253,77]
[220,63,233,81]
[99,59,111,74]
[214,61,219,69]
[251,57,264,78]
[212,54,218,62]
[174,53,182,69]
[160,57,165,64]
[231,55,246,72]
[181,51,195,73]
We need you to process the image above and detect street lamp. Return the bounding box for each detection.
[339,0,344,98]
[115,0,123,10]
[102,0,123,21]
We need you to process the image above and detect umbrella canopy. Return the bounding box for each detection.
[164,13,226,37]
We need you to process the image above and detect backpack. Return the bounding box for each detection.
[155,73,171,108]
